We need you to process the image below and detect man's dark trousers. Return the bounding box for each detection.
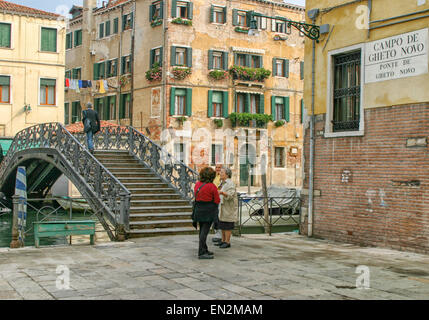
[198,222,212,256]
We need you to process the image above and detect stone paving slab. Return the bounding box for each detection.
[0,233,428,300]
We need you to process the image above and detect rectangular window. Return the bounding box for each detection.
[276,60,284,77]
[105,21,111,37]
[152,1,162,20]
[273,58,289,77]
[176,1,188,18]
[107,59,118,77]
[214,7,225,24]
[39,78,56,105]
[41,27,57,52]
[236,54,246,67]
[175,48,186,66]
[119,93,131,119]
[64,102,69,125]
[212,91,223,117]
[256,16,267,30]
[154,48,161,65]
[332,51,361,132]
[237,11,247,27]
[123,12,133,30]
[275,97,284,121]
[174,143,186,163]
[211,144,223,165]
[71,101,81,123]
[99,23,104,38]
[209,50,227,70]
[236,93,246,113]
[113,18,119,33]
[0,23,11,48]
[65,70,71,79]
[251,55,261,68]
[249,94,259,114]
[274,147,285,167]
[122,55,132,74]
[74,29,82,47]
[0,75,10,103]
[213,52,222,69]
[108,95,116,120]
[273,19,291,34]
[72,68,81,80]
[66,32,72,49]
[175,89,186,115]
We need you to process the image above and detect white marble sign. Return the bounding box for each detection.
[365,28,428,83]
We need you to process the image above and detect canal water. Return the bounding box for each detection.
[0,205,110,248]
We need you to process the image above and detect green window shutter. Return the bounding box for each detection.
[207,90,213,117]
[40,79,56,86]
[232,9,238,26]
[0,23,11,48]
[301,99,304,123]
[186,88,192,116]
[111,95,117,120]
[171,46,176,66]
[100,61,105,78]
[104,96,110,120]
[285,59,289,78]
[210,6,214,23]
[93,63,99,80]
[271,96,276,120]
[105,21,111,36]
[244,93,250,113]
[119,95,124,119]
[222,52,228,70]
[246,11,252,27]
[223,6,227,23]
[122,15,126,30]
[160,1,164,18]
[186,47,192,67]
[149,4,154,21]
[99,23,104,38]
[187,2,193,19]
[114,59,118,76]
[130,12,134,28]
[66,33,71,49]
[234,53,238,65]
[258,94,264,114]
[272,58,277,76]
[41,28,57,52]
[0,76,10,85]
[114,18,119,33]
[300,61,304,80]
[121,56,125,74]
[284,97,290,122]
[170,87,176,115]
[159,47,163,66]
[258,56,263,68]
[171,0,177,18]
[150,49,155,67]
[245,54,251,67]
[208,50,213,70]
[222,91,229,118]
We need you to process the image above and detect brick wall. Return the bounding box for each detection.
[301,103,429,254]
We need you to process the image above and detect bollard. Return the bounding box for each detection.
[10,195,21,248]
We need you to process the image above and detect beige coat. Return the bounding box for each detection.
[219,178,238,223]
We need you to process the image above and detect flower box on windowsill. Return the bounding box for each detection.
[172,67,192,80]
[229,113,272,129]
[235,26,249,33]
[146,63,162,82]
[229,65,271,82]
[208,70,228,81]
[151,19,163,27]
[171,18,192,26]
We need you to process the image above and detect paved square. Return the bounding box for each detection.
[0,233,428,300]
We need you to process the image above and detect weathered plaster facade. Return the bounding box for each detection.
[0,5,65,137]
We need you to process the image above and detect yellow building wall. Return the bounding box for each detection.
[304,0,429,115]
[0,13,65,137]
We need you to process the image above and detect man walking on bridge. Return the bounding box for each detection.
[82,102,100,154]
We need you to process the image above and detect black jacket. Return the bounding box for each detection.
[82,108,100,134]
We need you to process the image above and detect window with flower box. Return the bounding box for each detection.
[171,46,192,67]
[208,50,228,70]
[271,96,290,122]
[170,87,192,116]
[150,47,163,67]
[208,90,228,118]
[172,0,193,19]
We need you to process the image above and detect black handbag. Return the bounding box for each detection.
[191,183,206,229]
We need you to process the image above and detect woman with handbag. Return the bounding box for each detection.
[192,167,220,259]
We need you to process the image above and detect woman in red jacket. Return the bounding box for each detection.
[192,167,220,259]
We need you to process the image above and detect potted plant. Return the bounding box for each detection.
[145,63,162,82]
[213,119,223,128]
[274,120,285,127]
[172,67,192,80]
[208,70,229,81]
[176,116,187,126]
[172,17,192,26]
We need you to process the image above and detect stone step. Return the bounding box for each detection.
[126,188,178,194]
[130,199,190,207]
[129,219,193,229]
[95,154,135,160]
[99,159,141,164]
[129,212,192,221]
[131,194,182,200]
[117,177,163,183]
[122,182,169,188]
[103,163,145,169]
[111,173,156,178]
[130,206,192,214]
[127,226,197,238]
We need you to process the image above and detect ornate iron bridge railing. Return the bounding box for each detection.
[75,126,199,201]
[238,195,301,235]
[0,123,131,240]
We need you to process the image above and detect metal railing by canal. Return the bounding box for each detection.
[237,195,301,235]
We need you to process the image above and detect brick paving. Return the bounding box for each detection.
[0,233,428,300]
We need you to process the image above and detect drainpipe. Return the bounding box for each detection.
[308,10,319,238]
[161,0,168,131]
[129,0,136,126]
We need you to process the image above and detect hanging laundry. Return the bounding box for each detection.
[99,80,106,94]
[69,79,76,90]
[78,80,83,88]
[103,80,109,91]
[81,80,88,88]
[87,80,92,88]
[65,78,70,88]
